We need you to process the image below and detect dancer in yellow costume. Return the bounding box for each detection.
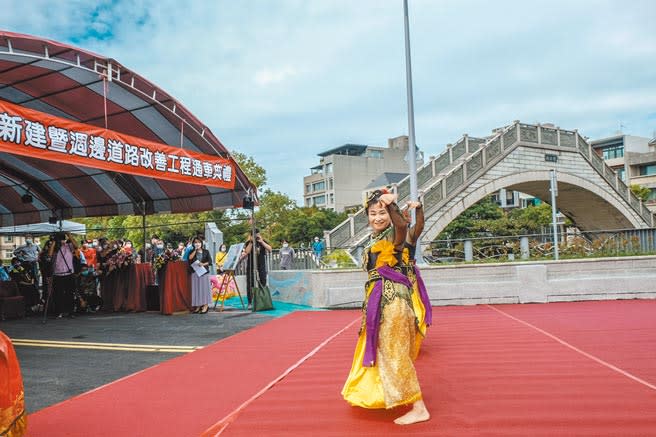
[401,200,432,357]
[341,190,430,425]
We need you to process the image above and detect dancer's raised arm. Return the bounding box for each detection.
[406,201,424,246]
[378,193,408,250]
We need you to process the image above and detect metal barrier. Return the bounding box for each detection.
[424,227,656,263]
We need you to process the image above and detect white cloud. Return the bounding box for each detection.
[254,65,301,86]
[1,0,655,202]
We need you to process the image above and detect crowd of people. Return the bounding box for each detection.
[2,190,432,426]
[1,229,288,318]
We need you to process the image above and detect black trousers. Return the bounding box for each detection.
[52,274,75,315]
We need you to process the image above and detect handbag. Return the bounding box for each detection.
[253,285,274,311]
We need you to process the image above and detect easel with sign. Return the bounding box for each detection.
[212,270,246,312]
[212,243,246,312]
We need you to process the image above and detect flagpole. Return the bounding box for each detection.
[403,0,422,262]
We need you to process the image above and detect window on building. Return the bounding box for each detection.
[4,250,13,259]
[329,178,334,189]
[648,189,656,202]
[639,164,656,176]
[368,149,383,159]
[306,198,311,207]
[312,181,325,192]
[313,195,326,206]
[329,193,334,204]
[602,144,624,159]
[506,190,515,205]
[4,236,12,243]
[617,167,626,181]
[325,163,333,174]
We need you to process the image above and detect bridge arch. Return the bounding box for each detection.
[422,170,643,242]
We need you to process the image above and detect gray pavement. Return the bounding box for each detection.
[0,309,274,413]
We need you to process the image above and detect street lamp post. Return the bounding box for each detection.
[550,169,559,260]
[403,0,422,262]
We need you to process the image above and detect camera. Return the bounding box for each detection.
[242,194,254,210]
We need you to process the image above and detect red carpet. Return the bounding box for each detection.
[26,311,359,437]
[28,300,656,436]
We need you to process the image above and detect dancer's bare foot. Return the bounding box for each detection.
[394,400,430,425]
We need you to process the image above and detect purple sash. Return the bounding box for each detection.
[413,265,433,326]
[363,265,412,367]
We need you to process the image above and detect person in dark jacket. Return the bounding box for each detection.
[188,237,212,314]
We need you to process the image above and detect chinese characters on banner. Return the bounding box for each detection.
[0,99,235,189]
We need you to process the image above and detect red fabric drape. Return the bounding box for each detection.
[159,261,191,315]
[125,264,155,312]
[1,331,27,436]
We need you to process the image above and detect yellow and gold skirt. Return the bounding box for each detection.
[341,281,422,409]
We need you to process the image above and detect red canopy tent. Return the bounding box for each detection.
[0,30,255,227]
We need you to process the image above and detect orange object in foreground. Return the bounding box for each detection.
[0,331,27,436]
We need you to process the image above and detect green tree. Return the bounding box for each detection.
[630,184,651,202]
[232,151,267,189]
[78,152,269,249]
[438,198,504,239]
[507,202,554,234]
[437,197,561,240]
[287,207,347,247]
[254,189,297,245]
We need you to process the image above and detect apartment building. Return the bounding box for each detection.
[0,235,37,264]
[591,133,656,208]
[303,136,419,212]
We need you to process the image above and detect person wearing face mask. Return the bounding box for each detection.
[312,236,325,261]
[9,257,39,315]
[279,240,295,270]
[123,240,133,255]
[47,232,79,318]
[215,243,228,272]
[14,233,40,287]
[153,237,165,258]
[211,243,237,303]
[181,238,194,261]
[82,240,97,271]
[77,264,102,312]
[240,229,272,306]
[188,237,212,314]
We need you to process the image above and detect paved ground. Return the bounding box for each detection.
[1,308,275,413]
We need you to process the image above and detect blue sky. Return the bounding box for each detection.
[2,0,655,203]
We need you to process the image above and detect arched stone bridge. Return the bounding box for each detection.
[326,121,654,251]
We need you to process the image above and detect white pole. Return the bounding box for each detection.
[403,0,422,261]
[550,170,559,260]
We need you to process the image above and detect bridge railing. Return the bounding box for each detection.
[243,228,656,272]
[327,120,655,252]
[505,122,652,228]
[574,132,654,227]
[423,227,656,264]
[420,122,517,218]
[326,131,487,249]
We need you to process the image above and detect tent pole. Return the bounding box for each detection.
[142,207,147,263]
